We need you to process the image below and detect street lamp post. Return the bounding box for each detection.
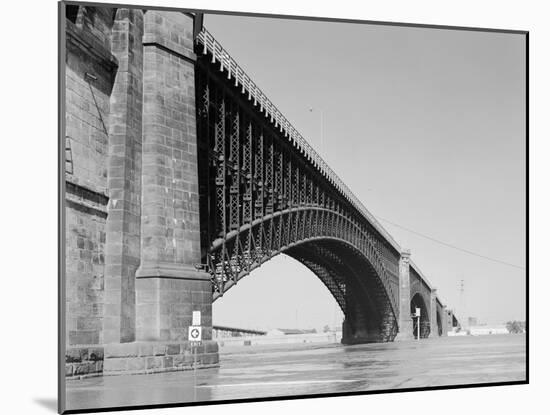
[416,307,421,340]
[311,106,338,341]
[309,107,324,157]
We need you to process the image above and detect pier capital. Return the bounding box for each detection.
[400,248,411,263]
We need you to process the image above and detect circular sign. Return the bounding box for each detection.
[190,328,200,339]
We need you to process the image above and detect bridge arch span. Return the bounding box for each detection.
[194,23,449,346]
[207,207,399,343]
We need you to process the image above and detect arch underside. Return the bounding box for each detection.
[207,208,399,343]
[287,241,397,343]
[410,292,431,339]
[452,314,459,328]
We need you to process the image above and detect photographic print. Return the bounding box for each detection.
[59,1,527,412]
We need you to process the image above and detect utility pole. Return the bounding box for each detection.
[332,301,337,342]
[459,279,465,326]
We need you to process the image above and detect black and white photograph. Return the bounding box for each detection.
[58,1,527,413]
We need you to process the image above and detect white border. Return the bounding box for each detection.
[1,0,542,414]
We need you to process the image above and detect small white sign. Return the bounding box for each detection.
[188,325,202,342]
[416,307,421,317]
[192,311,201,326]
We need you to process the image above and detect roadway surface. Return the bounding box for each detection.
[65,333,526,411]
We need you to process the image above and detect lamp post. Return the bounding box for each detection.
[416,307,421,340]
[309,107,324,157]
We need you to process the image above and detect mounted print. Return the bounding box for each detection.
[59,1,528,413]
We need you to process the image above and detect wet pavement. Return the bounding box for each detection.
[65,333,526,411]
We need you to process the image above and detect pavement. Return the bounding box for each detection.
[65,333,526,411]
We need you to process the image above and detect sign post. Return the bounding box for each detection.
[416,307,421,340]
[188,311,202,401]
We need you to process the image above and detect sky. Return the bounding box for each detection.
[205,14,526,330]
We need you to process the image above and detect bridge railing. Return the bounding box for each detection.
[196,28,402,255]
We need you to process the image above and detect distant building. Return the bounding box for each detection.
[468,325,509,335]
[212,325,267,339]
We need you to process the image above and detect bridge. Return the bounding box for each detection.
[62,5,458,378]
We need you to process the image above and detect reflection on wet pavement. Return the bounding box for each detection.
[66,334,526,411]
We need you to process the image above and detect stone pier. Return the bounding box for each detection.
[429,288,437,337]
[441,305,449,336]
[64,5,218,377]
[395,249,414,340]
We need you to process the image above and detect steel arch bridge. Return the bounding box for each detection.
[193,28,450,343]
[63,7,462,377]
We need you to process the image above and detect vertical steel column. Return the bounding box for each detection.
[265,136,274,215]
[213,89,227,292]
[242,122,253,224]
[254,132,264,220]
[306,176,313,206]
[228,104,240,231]
[292,165,300,241]
[285,157,294,246]
[227,103,241,282]
[239,120,253,272]
[264,136,274,252]
[253,130,264,256]
[275,149,284,211]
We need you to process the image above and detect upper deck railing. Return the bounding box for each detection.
[197,28,403,254]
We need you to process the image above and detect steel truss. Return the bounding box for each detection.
[195,32,402,333]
